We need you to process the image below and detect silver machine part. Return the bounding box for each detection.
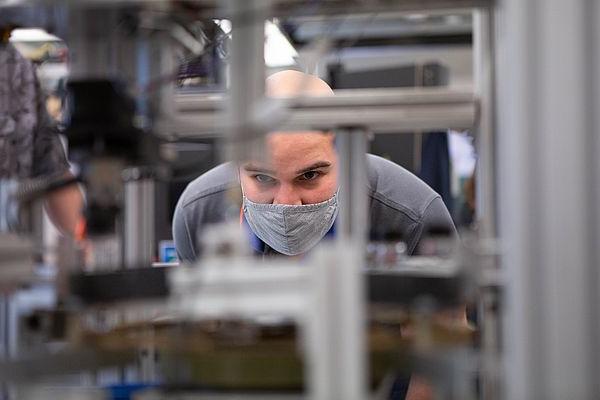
[496,0,600,398]
[224,0,268,163]
[68,6,162,271]
[472,7,501,400]
[123,172,155,269]
[309,128,369,400]
[0,1,505,400]
[162,87,477,138]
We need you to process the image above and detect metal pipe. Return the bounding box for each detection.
[326,128,368,400]
[473,8,496,239]
[161,87,477,138]
[496,0,599,398]
[472,7,500,400]
[225,0,268,163]
[123,168,156,269]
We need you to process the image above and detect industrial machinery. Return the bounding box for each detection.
[10,0,595,400]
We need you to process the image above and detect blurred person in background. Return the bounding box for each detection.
[0,35,82,236]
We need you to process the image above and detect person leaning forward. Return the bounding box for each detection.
[173,70,455,261]
[172,70,458,400]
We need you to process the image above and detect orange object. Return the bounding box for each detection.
[74,218,86,242]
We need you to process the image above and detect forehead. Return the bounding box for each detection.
[267,131,333,153]
[245,132,336,171]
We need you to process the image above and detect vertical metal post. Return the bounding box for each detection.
[496,0,599,398]
[69,8,139,81]
[225,0,267,163]
[309,128,368,400]
[156,30,177,130]
[336,128,369,400]
[473,7,500,400]
[123,169,155,269]
[336,129,369,241]
[590,1,600,396]
[473,7,496,239]
[68,9,116,79]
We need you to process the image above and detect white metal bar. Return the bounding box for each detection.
[536,2,594,395]
[225,0,268,162]
[336,128,369,240]
[473,8,496,238]
[176,87,475,110]
[497,0,599,398]
[472,7,500,400]
[0,0,492,11]
[495,0,538,397]
[123,175,155,269]
[169,262,310,319]
[333,129,368,400]
[591,0,600,396]
[157,88,477,137]
[198,0,495,18]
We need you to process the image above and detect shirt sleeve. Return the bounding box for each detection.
[172,199,198,262]
[408,196,457,254]
[31,84,69,178]
[31,123,69,178]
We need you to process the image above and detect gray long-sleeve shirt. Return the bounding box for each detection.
[173,154,455,261]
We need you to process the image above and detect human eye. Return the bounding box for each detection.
[253,174,276,184]
[299,171,321,181]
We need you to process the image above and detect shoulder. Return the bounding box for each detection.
[174,162,240,236]
[173,162,240,261]
[366,154,440,222]
[177,162,239,210]
[366,154,455,253]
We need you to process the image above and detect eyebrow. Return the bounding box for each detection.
[242,164,276,175]
[242,161,332,175]
[294,161,332,175]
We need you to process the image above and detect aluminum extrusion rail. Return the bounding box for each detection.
[159,87,478,138]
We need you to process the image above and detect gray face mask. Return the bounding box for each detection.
[242,192,338,256]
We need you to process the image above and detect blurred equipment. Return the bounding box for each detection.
[64,79,162,270]
[0,1,505,400]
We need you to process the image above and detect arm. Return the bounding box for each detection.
[405,197,466,399]
[405,376,434,400]
[29,66,84,236]
[44,173,83,236]
[172,199,198,262]
[409,196,457,255]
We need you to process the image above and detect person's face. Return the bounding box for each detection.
[239,132,338,205]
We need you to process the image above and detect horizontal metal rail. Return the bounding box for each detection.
[0,0,493,13]
[158,87,478,138]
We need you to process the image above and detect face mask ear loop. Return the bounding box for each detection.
[237,166,245,198]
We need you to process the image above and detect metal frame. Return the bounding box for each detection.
[157,87,477,138]
[472,7,499,400]
[496,0,600,399]
[0,2,501,400]
[123,172,156,269]
[473,8,496,239]
[224,0,268,162]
